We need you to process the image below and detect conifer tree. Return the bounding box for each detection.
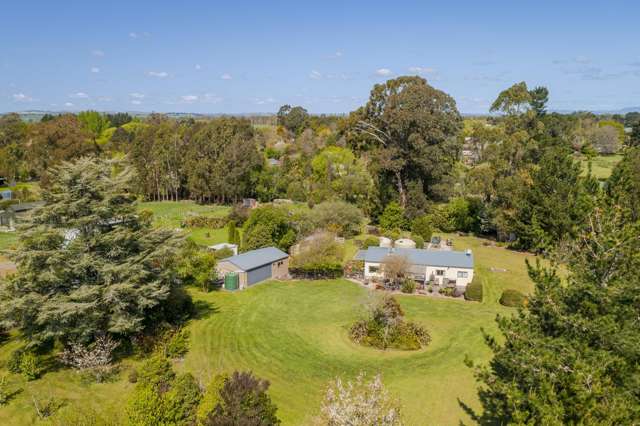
[0,157,186,345]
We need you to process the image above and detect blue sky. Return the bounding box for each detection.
[2,0,639,114]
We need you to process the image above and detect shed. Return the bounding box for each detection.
[1,190,12,200]
[216,246,289,289]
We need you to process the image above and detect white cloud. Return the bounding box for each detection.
[375,68,393,77]
[90,67,100,73]
[129,32,138,39]
[69,92,89,99]
[181,95,199,103]
[195,64,202,70]
[309,70,323,79]
[220,73,232,80]
[131,100,142,105]
[64,102,74,107]
[12,93,33,102]
[147,71,169,78]
[91,49,104,57]
[129,93,145,99]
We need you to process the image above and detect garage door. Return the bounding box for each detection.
[246,263,272,286]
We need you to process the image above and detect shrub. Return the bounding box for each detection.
[379,202,407,231]
[201,371,280,426]
[127,357,202,426]
[464,280,483,301]
[7,348,25,373]
[289,263,343,279]
[319,373,401,426]
[165,328,190,359]
[401,279,416,294]
[0,375,10,405]
[19,352,42,381]
[163,373,202,425]
[439,287,455,297]
[362,235,380,248]
[499,289,527,307]
[310,201,364,237]
[290,231,344,279]
[136,355,175,389]
[59,335,120,383]
[412,234,424,249]
[411,215,432,241]
[227,204,250,226]
[182,215,228,228]
[350,295,430,351]
[32,394,64,419]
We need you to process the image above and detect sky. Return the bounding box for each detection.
[1,0,639,115]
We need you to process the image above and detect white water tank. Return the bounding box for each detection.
[379,236,392,248]
[395,238,416,249]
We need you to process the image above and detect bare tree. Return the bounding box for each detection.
[382,254,410,288]
[318,372,402,426]
[59,335,120,382]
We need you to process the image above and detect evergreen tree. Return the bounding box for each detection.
[472,201,640,424]
[512,146,592,252]
[0,157,186,345]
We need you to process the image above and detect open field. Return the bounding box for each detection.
[138,201,231,246]
[0,222,543,425]
[580,154,623,180]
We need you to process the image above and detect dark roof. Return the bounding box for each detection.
[222,247,288,271]
[354,247,474,269]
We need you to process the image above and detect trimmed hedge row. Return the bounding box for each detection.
[182,215,228,228]
[289,262,344,279]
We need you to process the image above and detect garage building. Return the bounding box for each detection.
[216,246,289,289]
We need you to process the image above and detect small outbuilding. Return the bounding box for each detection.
[216,246,289,289]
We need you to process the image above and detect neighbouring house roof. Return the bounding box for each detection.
[221,246,288,271]
[354,247,474,269]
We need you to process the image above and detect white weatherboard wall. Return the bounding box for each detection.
[364,262,474,287]
[425,265,474,287]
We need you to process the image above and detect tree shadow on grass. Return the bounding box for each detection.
[193,300,219,320]
[458,397,502,426]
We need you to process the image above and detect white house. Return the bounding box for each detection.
[354,247,475,288]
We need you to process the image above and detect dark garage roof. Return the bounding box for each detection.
[354,247,473,269]
[222,247,288,271]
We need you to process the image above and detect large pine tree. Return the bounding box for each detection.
[0,157,186,345]
[473,159,640,423]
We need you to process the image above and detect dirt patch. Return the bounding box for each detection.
[0,261,16,277]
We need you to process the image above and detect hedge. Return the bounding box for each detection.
[182,215,228,228]
[499,289,527,307]
[464,280,483,302]
[289,262,344,279]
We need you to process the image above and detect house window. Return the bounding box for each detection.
[369,265,379,273]
[436,269,445,276]
[457,271,469,278]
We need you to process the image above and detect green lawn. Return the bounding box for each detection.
[138,201,232,246]
[580,154,623,180]
[0,232,18,251]
[181,280,514,425]
[0,230,543,425]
